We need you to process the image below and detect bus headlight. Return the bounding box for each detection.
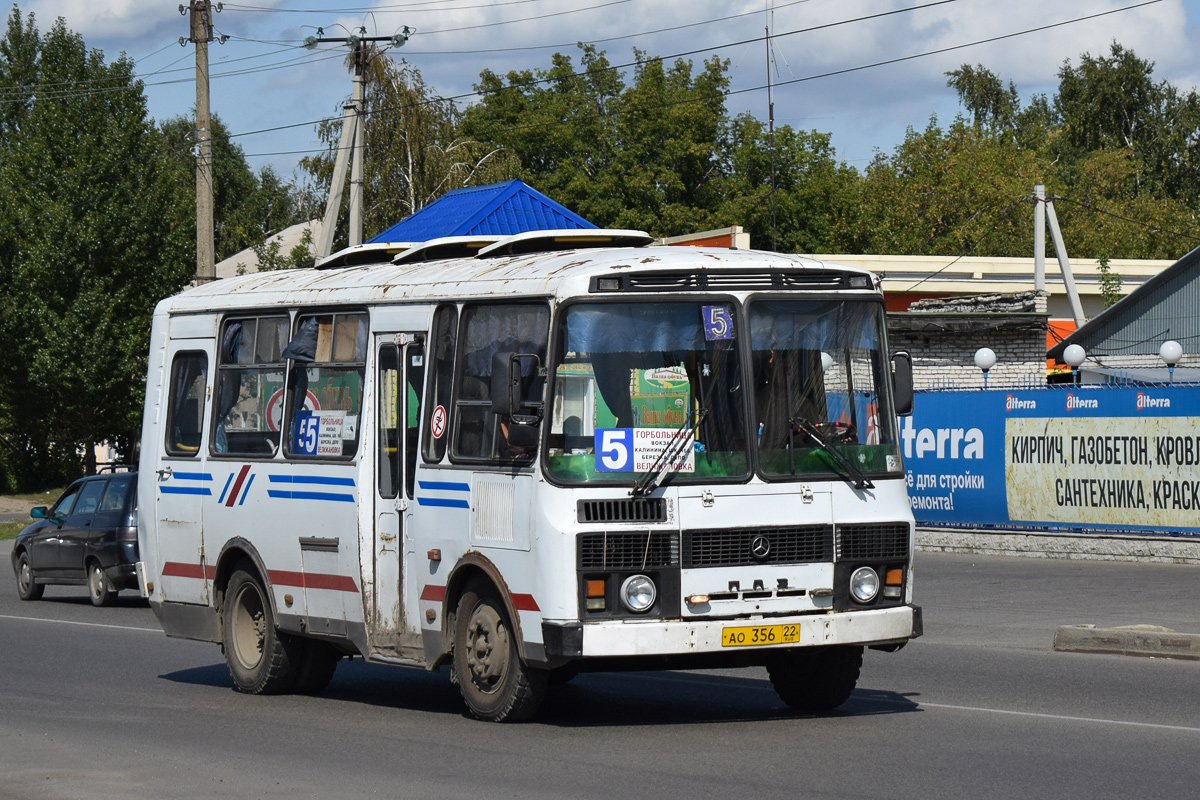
[620,575,656,613]
[849,567,880,603]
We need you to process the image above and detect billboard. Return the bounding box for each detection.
[904,386,1200,535]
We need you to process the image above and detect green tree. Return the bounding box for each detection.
[0,8,192,488]
[463,45,731,236]
[302,51,518,249]
[159,114,303,262]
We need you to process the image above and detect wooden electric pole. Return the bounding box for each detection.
[183,1,220,282]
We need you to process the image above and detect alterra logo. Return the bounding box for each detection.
[1005,395,1036,411]
[1136,392,1170,410]
[1066,393,1099,411]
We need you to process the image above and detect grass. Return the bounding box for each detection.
[1,488,65,541]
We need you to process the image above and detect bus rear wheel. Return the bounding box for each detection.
[766,645,863,711]
[222,565,301,695]
[453,582,546,722]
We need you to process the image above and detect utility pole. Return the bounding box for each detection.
[765,4,777,252]
[1032,183,1086,328]
[181,1,224,282]
[306,28,412,259]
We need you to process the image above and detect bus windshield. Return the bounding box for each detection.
[748,298,902,480]
[545,297,902,486]
[545,301,749,483]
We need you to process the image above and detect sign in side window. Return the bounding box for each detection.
[165,352,208,457]
[213,315,289,457]
[378,344,401,500]
[283,312,367,459]
[452,302,549,463]
[422,305,457,464]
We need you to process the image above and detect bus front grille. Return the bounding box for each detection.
[836,523,910,560]
[578,531,680,570]
[682,525,834,568]
[577,498,666,523]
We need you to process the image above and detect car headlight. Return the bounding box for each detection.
[849,566,880,603]
[620,574,656,613]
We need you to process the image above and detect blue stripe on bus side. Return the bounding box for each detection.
[268,474,356,487]
[417,480,470,492]
[267,490,355,503]
[416,497,471,509]
[160,486,212,496]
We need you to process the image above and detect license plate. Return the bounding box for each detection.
[721,623,800,647]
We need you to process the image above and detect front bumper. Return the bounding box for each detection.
[544,604,921,659]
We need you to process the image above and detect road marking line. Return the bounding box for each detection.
[637,672,1200,732]
[910,700,1200,733]
[0,613,162,634]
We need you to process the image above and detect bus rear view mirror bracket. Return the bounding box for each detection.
[891,351,914,416]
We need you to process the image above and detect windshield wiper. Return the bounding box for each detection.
[630,408,708,497]
[789,417,874,491]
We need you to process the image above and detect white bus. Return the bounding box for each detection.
[137,229,920,722]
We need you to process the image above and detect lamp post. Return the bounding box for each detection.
[1160,340,1183,383]
[974,347,997,389]
[1063,344,1086,385]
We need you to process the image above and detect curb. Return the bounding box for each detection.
[917,527,1200,565]
[1053,624,1200,660]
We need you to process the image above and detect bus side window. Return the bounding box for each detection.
[452,302,549,463]
[406,344,425,498]
[165,351,209,457]
[422,305,457,464]
[213,315,289,457]
[283,312,368,459]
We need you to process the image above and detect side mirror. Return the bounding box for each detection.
[892,351,914,416]
[490,351,518,416]
[506,420,540,449]
[30,506,48,520]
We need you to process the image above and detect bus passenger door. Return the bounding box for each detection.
[371,334,424,655]
[153,339,215,606]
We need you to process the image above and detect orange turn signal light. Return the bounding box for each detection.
[885,568,904,586]
[585,579,606,598]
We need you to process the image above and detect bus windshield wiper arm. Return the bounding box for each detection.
[630,408,708,498]
[790,417,874,491]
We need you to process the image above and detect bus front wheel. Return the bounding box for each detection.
[222,565,301,695]
[453,582,547,722]
[766,645,863,711]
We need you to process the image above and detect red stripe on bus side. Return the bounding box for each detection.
[225,464,251,507]
[162,561,206,580]
[512,594,540,612]
[268,570,359,593]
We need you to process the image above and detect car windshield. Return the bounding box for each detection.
[747,298,902,480]
[545,301,749,484]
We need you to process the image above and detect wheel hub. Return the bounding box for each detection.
[465,605,508,693]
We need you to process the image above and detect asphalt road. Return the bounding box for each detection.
[2,547,1198,799]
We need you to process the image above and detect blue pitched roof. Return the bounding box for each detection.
[367,180,596,243]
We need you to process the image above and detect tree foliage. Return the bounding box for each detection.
[0,8,192,488]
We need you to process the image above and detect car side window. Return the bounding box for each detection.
[51,485,80,517]
[73,481,105,516]
[98,476,133,513]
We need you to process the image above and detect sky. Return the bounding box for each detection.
[13,0,1200,188]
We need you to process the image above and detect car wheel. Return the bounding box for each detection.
[87,561,117,607]
[453,580,547,722]
[766,645,863,711]
[292,639,340,695]
[222,563,301,695]
[15,552,44,601]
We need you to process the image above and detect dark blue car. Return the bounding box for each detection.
[11,471,139,606]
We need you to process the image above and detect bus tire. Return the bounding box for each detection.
[222,565,300,695]
[293,639,340,694]
[15,551,43,601]
[766,645,863,711]
[87,561,117,607]
[453,582,547,722]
